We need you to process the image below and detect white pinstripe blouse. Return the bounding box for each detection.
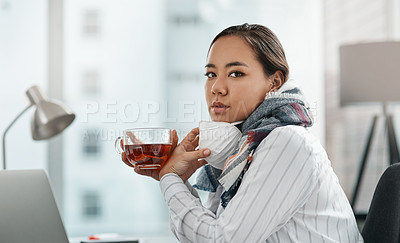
[160,125,364,242]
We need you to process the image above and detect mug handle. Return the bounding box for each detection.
[114,136,124,154]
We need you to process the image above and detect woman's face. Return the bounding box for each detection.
[205,35,274,123]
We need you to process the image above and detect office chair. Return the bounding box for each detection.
[361,162,400,243]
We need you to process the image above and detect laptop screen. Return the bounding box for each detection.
[0,169,69,243]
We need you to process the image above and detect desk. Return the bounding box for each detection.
[69,236,179,243]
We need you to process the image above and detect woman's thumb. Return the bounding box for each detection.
[200,148,211,157]
[187,148,210,160]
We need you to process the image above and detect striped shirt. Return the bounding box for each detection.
[160,125,364,242]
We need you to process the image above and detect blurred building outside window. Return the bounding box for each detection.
[82,191,102,219]
[83,10,100,37]
[82,129,101,156]
[82,70,100,96]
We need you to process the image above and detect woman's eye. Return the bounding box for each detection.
[229,71,244,78]
[204,72,216,78]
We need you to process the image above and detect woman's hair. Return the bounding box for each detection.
[209,23,289,82]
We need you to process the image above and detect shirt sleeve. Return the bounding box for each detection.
[184,180,200,198]
[167,180,201,237]
[160,126,320,243]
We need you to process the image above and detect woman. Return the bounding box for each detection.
[121,23,363,242]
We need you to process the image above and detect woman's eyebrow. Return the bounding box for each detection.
[225,61,248,68]
[205,62,248,68]
[205,63,216,68]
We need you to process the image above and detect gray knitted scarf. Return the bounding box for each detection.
[193,80,314,208]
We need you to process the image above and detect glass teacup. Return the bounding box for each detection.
[115,128,173,170]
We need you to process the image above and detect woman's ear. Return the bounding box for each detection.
[271,70,284,91]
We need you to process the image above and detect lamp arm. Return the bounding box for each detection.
[2,104,33,170]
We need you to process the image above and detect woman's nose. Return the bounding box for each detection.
[211,77,228,95]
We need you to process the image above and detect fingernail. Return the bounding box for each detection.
[203,149,211,156]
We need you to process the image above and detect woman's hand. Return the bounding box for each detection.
[159,127,210,182]
[120,129,179,181]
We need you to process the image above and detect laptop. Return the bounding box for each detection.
[0,169,69,243]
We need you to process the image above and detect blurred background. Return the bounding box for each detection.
[1,0,399,239]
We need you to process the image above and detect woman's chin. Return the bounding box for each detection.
[210,117,238,123]
[210,117,230,123]
[210,112,247,123]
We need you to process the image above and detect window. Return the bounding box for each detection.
[82,129,101,156]
[82,70,100,95]
[82,191,102,218]
[169,71,203,83]
[83,10,100,37]
[1,1,11,11]
[170,14,201,25]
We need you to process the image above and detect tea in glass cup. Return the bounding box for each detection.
[115,128,172,170]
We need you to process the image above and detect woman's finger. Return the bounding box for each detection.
[171,129,179,151]
[134,165,145,175]
[134,165,150,176]
[179,127,200,151]
[183,134,199,151]
[197,159,208,167]
[191,135,199,148]
[133,165,160,181]
[184,148,210,161]
[121,152,134,167]
[182,127,199,144]
[127,131,142,144]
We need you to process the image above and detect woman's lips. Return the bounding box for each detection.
[211,102,230,114]
[212,106,230,113]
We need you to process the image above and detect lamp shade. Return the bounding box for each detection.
[339,41,400,105]
[26,86,75,140]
